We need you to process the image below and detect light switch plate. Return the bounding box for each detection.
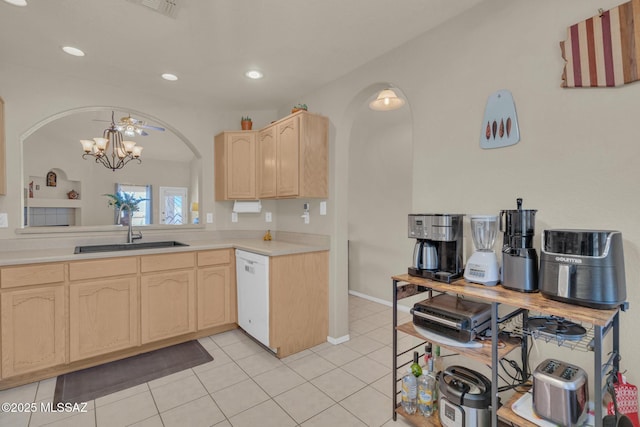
[231,212,238,223]
[320,201,327,215]
[265,212,272,222]
[206,213,213,223]
[0,213,7,228]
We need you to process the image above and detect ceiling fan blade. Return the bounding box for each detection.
[140,130,149,136]
[139,124,165,132]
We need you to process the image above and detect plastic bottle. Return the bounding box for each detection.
[418,345,436,416]
[401,355,418,415]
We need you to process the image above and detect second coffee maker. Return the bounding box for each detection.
[500,198,538,292]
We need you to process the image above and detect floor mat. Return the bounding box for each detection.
[54,340,213,404]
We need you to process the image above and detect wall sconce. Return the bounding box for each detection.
[369,88,405,111]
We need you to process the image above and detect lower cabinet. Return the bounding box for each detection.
[197,266,234,330]
[141,270,196,344]
[1,285,66,377]
[69,277,139,361]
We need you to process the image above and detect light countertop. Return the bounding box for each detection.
[0,238,329,266]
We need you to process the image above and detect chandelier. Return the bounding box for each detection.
[80,112,143,171]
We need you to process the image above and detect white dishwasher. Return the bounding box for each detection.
[235,249,274,351]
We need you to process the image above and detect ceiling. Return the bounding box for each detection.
[0,0,483,110]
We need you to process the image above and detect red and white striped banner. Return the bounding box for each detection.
[561,0,640,87]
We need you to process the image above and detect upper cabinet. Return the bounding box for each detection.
[216,111,328,201]
[215,131,257,200]
[259,111,329,199]
[0,97,5,195]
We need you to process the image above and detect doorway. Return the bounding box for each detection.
[159,186,187,225]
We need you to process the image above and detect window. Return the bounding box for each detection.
[115,183,152,226]
[159,187,187,225]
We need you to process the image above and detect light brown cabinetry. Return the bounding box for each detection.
[257,126,277,199]
[260,111,329,199]
[269,251,329,357]
[140,253,196,344]
[197,249,236,330]
[215,131,257,200]
[1,263,67,378]
[0,97,5,195]
[68,257,139,361]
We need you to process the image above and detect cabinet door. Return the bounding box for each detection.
[140,271,196,344]
[227,132,256,199]
[276,116,300,197]
[0,97,4,195]
[257,126,277,199]
[69,277,139,361]
[197,265,233,330]
[1,285,66,377]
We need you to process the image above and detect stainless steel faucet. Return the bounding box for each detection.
[117,203,143,244]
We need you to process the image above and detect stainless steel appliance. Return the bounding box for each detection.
[411,294,491,342]
[539,229,626,309]
[500,198,538,292]
[408,214,465,283]
[439,366,492,427]
[533,359,588,426]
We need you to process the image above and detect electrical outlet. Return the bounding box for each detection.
[0,213,7,228]
[206,213,213,223]
[231,212,238,223]
[265,212,272,222]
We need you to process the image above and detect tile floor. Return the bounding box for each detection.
[0,294,423,427]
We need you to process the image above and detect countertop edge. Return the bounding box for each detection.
[0,239,330,266]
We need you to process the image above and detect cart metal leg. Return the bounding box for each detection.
[491,302,498,427]
[392,279,398,421]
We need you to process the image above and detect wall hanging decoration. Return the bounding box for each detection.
[46,171,57,187]
[479,89,520,149]
[561,0,640,87]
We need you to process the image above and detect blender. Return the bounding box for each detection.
[464,215,500,286]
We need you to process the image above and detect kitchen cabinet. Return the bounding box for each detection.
[391,274,623,427]
[1,285,66,378]
[272,111,328,198]
[214,131,257,200]
[140,252,196,344]
[197,249,236,330]
[68,257,139,361]
[269,251,329,357]
[257,126,276,199]
[0,97,5,195]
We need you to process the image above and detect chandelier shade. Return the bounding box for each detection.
[80,111,143,171]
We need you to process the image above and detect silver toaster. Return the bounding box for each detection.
[533,359,588,426]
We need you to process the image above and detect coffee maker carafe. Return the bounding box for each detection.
[408,214,465,283]
[500,198,538,292]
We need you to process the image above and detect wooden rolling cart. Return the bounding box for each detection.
[392,273,624,427]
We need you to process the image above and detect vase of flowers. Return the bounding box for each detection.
[104,192,148,225]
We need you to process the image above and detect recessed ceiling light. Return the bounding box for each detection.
[62,46,85,57]
[245,70,263,79]
[3,0,28,6]
[162,73,178,81]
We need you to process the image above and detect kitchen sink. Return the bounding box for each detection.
[74,241,189,254]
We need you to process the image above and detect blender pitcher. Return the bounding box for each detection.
[464,215,500,286]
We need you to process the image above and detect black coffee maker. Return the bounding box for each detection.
[500,198,538,292]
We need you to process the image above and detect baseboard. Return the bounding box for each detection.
[348,289,411,313]
[327,334,350,345]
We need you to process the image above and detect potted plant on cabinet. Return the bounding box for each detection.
[241,116,253,130]
[103,191,147,225]
[291,103,308,114]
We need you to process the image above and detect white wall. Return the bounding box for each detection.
[273,0,639,381]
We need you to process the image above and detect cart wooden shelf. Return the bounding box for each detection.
[391,273,623,427]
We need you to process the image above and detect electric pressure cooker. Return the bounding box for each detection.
[439,366,493,427]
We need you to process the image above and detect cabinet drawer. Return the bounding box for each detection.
[1,263,65,289]
[197,250,231,266]
[141,252,195,272]
[69,257,138,281]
